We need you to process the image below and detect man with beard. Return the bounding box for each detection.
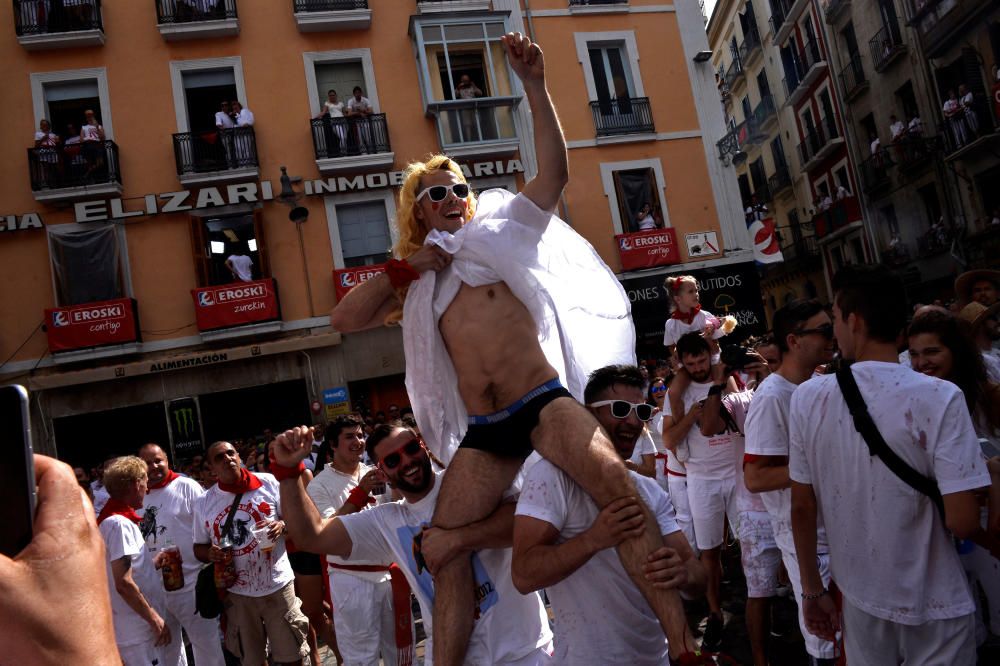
[271,424,555,664]
[138,443,225,666]
[743,300,838,665]
[512,365,705,665]
[663,332,740,650]
[307,415,402,665]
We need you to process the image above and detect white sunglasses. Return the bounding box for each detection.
[415,183,470,203]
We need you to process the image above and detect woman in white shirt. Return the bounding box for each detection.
[315,89,346,156]
[33,118,60,186]
[80,109,105,180]
[635,203,657,231]
[943,89,969,147]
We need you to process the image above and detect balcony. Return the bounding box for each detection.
[797,116,844,172]
[747,94,778,142]
[940,96,1000,162]
[191,278,282,340]
[45,297,141,357]
[767,165,793,197]
[908,0,995,59]
[14,0,104,49]
[768,0,793,46]
[738,28,763,68]
[869,23,906,72]
[430,97,521,159]
[293,0,370,32]
[172,127,258,186]
[813,196,862,240]
[724,56,745,93]
[310,114,394,174]
[590,97,655,140]
[895,136,940,173]
[716,122,745,162]
[824,0,850,24]
[860,150,893,195]
[416,0,492,13]
[28,140,122,202]
[839,53,868,101]
[156,0,239,41]
[769,234,820,274]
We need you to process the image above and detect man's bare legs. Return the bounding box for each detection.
[430,449,524,666]
[531,398,696,657]
[746,596,770,666]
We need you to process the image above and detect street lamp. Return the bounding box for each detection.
[693,50,713,63]
[275,167,314,317]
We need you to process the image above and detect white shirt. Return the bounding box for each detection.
[138,475,205,595]
[628,428,657,468]
[324,100,345,118]
[226,254,253,282]
[236,108,254,127]
[516,462,676,665]
[890,121,906,140]
[347,95,372,114]
[788,362,990,624]
[92,480,110,515]
[662,309,725,347]
[637,214,656,230]
[215,111,235,129]
[307,464,389,583]
[870,138,881,155]
[722,390,767,514]
[34,130,58,146]
[100,515,165,647]
[193,474,294,597]
[81,122,102,142]
[676,380,740,480]
[907,117,923,134]
[339,472,553,664]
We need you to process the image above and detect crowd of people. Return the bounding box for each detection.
[5,32,1000,666]
[31,110,108,187]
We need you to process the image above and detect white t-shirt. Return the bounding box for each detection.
[662,309,725,347]
[226,254,253,282]
[890,121,906,140]
[722,390,766,514]
[628,428,657,467]
[637,214,656,230]
[347,96,372,114]
[92,480,110,515]
[788,362,990,624]
[307,464,389,582]
[744,373,830,555]
[81,122,102,142]
[324,101,345,118]
[516,462,677,665]
[193,474,294,597]
[215,111,235,129]
[339,472,552,665]
[677,380,740,480]
[236,108,254,127]
[100,515,165,647]
[138,475,205,595]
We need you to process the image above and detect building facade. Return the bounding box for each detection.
[1,0,755,467]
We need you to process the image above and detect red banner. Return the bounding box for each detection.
[45,297,140,353]
[333,264,386,301]
[191,278,280,332]
[616,228,681,271]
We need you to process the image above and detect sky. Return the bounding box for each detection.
[704,0,719,21]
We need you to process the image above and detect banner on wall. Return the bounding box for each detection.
[45,297,140,353]
[333,265,387,301]
[615,228,681,271]
[191,278,280,332]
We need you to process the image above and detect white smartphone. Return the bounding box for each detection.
[1,385,35,556]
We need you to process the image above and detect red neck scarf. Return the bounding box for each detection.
[147,469,180,491]
[671,304,701,325]
[97,498,142,525]
[217,467,263,494]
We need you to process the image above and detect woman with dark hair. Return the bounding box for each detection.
[907,310,1000,441]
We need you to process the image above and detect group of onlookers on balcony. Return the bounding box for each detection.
[32,110,107,188]
[943,83,985,150]
[210,99,255,169]
[312,87,376,157]
[16,0,99,34]
[869,110,924,170]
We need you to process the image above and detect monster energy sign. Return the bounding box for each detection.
[168,397,204,458]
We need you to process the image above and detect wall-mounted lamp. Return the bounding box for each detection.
[693,51,713,63]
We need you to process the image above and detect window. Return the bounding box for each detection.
[336,201,391,267]
[749,158,767,197]
[741,95,752,120]
[48,225,127,306]
[756,70,771,101]
[850,237,865,264]
[834,166,850,191]
[842,22,860,58]
[737,173,753,206]
[917,184,942,228]
[613,168,664,233]
[589,43,636,116]
[181,69,237,133]
[31,67,114,141]
[894,80,918,120]
[190,213,269,287]
[860,112,878,150]
[770,136,787,171]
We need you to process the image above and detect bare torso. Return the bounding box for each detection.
[439,282,557,415]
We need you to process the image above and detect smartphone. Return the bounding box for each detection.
[0,385,35,556]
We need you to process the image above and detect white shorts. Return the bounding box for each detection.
[117,642,162,666]
[779,546,836,660]
[667,474,697,555]
[330,570,411,666]
[842,599,975,666]
[163,585,225,666]
[686,475,739,550]
[736,510,781,599]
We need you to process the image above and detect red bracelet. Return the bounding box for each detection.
[270,459,305,481]
[386,259,420,289]
[346,485,374,510]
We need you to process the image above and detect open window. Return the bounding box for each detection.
[613,168,664,234]
[190,213,268,287]
[48,224,127,306]
[182,68,237,133]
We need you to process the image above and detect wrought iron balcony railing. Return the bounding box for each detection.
[293,0,368,10]
[869,23,905,71]
[28,139,121,191]
[839,53,866,99]
[310,114,391,159]
[14,0,102,35]
[590,97,654,137]
[155,0,237,23]
[172,127,258,175]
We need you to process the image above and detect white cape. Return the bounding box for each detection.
[402,189,636,465]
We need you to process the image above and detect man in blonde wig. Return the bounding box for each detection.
[330,32,699,664]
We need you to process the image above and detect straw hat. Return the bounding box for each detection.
[953,269,1000,305]
[956,301,1000,330]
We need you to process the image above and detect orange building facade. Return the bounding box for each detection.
[0,0,754,466]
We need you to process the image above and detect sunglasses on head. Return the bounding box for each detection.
[795,323,834,340]
[378,438,421,470]
[587,400,654,422]
[416,183,470,203]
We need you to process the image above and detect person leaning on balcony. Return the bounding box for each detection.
[315,89,347,156]
[958,84,979,135]
[34,118,60,186]
[889,114,906,142]
[907,113,924,139]
[347,87,374,153]
[233,100,254,127]
[943,89,969,148]
[80,109,106,181]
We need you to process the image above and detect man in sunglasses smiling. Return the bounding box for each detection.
[272,424,554,664]
[328,31,691,665]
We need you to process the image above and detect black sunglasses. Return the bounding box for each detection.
[795,323,834,340]
[587,400,655,422]
[379,438,421,470]
[416,183,470,203]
